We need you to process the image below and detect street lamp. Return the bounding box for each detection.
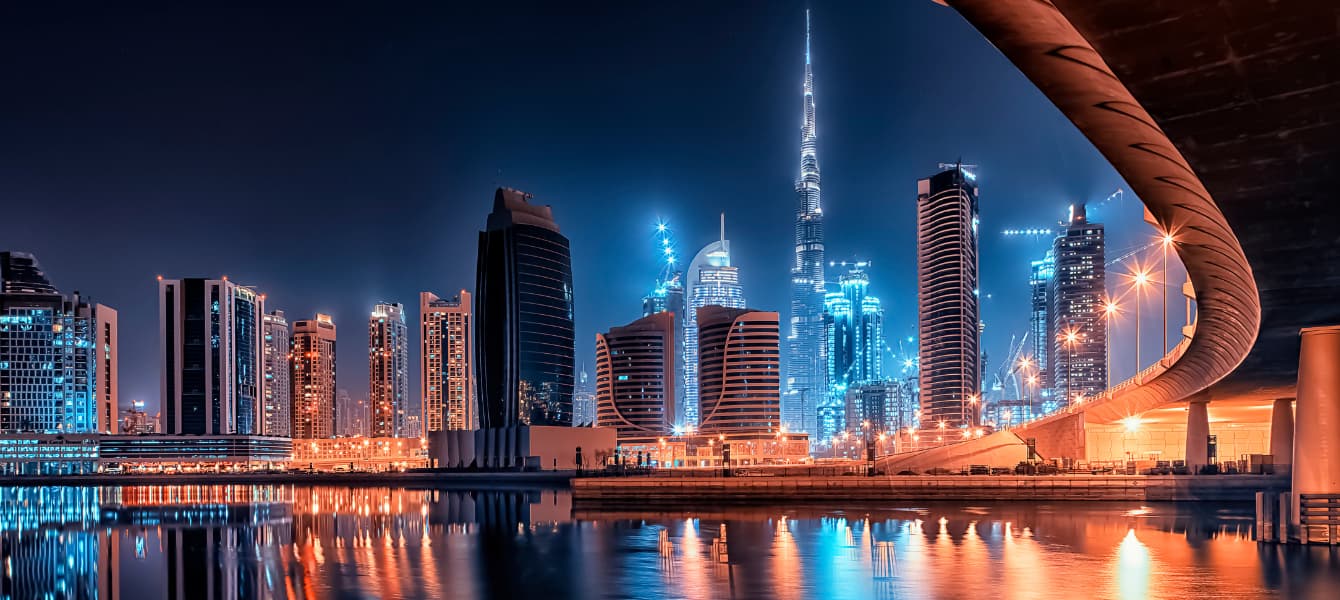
[1161,231,1175,355]
[1062,327,1080,406]
[1131,267,1152,374]
[1103,299,1120,391]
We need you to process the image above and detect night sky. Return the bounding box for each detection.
[0,2,1180,416]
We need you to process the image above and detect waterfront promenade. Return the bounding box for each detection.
[572,474,1288,506]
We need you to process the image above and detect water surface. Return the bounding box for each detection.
[3,485,1338,599]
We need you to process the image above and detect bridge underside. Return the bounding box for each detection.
[944,0,1338,464]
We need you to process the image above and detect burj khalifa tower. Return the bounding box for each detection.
[785,10,826,437]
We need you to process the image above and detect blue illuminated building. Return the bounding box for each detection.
[0,251,101,434]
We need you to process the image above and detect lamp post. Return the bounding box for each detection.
[1161,232,1174,354]
[1103,300,1120,391]
[1132,268,1151,374]
[1063,327,1079,406]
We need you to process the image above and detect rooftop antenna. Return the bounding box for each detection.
[719,212,726,245]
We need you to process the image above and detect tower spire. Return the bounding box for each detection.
[805,9,811,66]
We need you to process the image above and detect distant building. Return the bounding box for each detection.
[120,401,156,434]
[684,215,746,428]
[1050,203,1107,406]
[421,290,474,431]
[844,380,917,437]
[158,278,264,435]
[642,266,686,428]
[572,367,596,426]
[821,262,885,436]
[335,388,367,437]
[1028,251,1055,397]
[697,306,780,434]
[916,164,981,430]
[475,188,575,428]
[595,312,676,445]
[368,302,408,437]
[261,310,291,437]
[0,253,103,434]
[292,314,337,439]
[786,10,828,441]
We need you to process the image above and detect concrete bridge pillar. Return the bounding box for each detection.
[1185,400,1210,472]
[1293,326,1340,498]
[1270,397,1294,470]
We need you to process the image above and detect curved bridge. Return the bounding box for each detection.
[940,0,1340,463]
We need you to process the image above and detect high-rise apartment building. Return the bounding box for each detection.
[786,10,828,438]
[92,303,118,434]
[159,277,264,435]
[421,290,473,432]
[697,306,781,434]
[595,312,676,445]
[0,253,103,434]
[475,188,575,428]
[823,263,884,393]
[261,310,291,437]
[368,302,408,437]
[1050,203,1107,406]
[684,215,746,428]
[291,314,337,439]
[916,164,981,429]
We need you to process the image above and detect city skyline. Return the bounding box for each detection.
[0,3,1172,418]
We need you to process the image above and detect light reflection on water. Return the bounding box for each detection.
[2,485,1339,599]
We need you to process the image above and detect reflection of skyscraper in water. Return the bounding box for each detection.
[683,214,746,428]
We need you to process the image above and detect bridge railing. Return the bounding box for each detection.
[1006,336,1193,430]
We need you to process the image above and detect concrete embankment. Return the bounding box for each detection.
[0,470,573,488]
[573,474,1288,506]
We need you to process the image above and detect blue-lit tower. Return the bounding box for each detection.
[786,10,827,438]
[642,220,687,426]
[683,214,745,428]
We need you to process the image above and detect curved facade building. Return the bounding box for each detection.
[697,306,781,434]
[595,312,675,444]
[475,188,575,428]
[916,165,980,429]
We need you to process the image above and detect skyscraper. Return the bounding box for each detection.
[1050,203,1107,406]
[823,262,884,392]
[916,164,981,430]
[291,314,337,439]
[475,187,575,428]
[368,302,408,437]
[786,10,827,438]
[158,277,264,435]
[1028,251,1055,401]
[572,366,596,427]
[421,290,474,432]
[92,303,118,434]
[595,312,676,444]
[697,306,781,434]
[0,253,102,434]
[261,310,291,437]
[642,223,687,428]
[683,215,745,428]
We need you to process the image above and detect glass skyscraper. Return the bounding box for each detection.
[683,215,745,428]
[1049,203,1106,406]
[821,262,884,440]
[475,187,575,428]
[916,164,981,430]
[369,302,409,437]
[159,278,264,435]
[786,10,828,438]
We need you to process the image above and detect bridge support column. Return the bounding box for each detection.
[1270,397,1294,473]
[1185,400,1209,473]
[1293,327,1340,525]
